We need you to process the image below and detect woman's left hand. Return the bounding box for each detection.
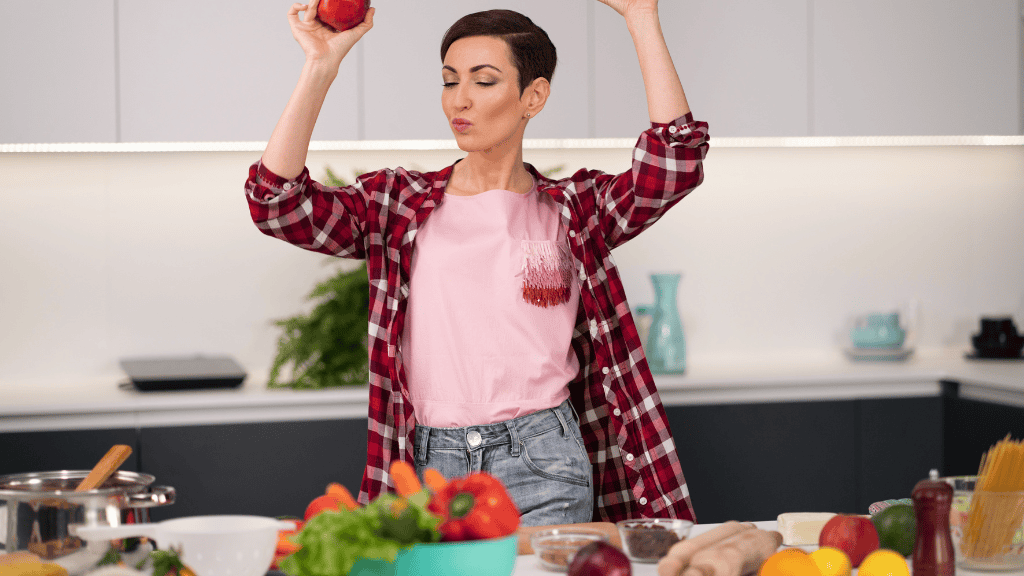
[594,0,658,18]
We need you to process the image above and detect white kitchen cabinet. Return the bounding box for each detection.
[2,0,1019,143]
[0,0,118,143]
[116,0,358,142]
[593,0,812,137]
[812,0,1021,136]
[360,0,591,140]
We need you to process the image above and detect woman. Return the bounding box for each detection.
[246,0,709,525]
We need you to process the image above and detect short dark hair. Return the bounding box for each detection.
[440,9,557,95]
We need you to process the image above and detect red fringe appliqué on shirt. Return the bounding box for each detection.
[521,240,572,307]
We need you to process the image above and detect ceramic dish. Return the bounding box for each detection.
[844,347,914,361]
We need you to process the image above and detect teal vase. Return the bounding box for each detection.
[646,273,686,374]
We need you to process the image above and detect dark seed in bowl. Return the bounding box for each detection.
[624,522,683,560]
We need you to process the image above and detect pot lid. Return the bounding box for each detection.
[0,470,155,501]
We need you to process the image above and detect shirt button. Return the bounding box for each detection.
[467,431,482,447]
[282,182,293,191]
[668,125,678,134]
[625,453,634,462]
[639,497,648,506]
[613,408,621,417]
[569,230,576,238]
[602,367,610,375]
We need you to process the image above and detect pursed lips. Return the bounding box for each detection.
[452,118,472,133]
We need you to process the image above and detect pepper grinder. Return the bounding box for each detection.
[912,469,955,576]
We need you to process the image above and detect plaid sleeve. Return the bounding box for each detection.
[594,113,709,249]
[245,159,388,260]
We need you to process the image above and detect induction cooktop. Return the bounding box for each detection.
[119,355,247,391]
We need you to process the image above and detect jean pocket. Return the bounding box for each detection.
[520,425,591,487]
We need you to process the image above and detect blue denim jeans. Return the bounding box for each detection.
[413,399,594,527]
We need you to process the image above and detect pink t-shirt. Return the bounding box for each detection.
[401,183,581,428]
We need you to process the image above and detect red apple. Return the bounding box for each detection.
[818,514,880,567]
[316,0,370,32]
[567,541,632,576]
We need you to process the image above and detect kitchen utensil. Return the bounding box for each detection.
[76,445,132,492]
[72,516,295,576]
[850,312,906,349]
[0,470,174,576]
[531,528,609,571]
[348,533,518,576]
[970,317,1024,358]
[643,272,686,374]
[616,518,692,563]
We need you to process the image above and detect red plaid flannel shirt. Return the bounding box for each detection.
[246,113,709,522]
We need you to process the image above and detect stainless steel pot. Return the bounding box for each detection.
[0,470,175,575]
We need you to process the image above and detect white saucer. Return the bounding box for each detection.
[844,346,914,361]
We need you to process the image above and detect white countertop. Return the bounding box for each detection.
[1,348,1021,433]
[511,521,1024,576]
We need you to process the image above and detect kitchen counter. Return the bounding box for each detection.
[512,521,1024,576]
[1,348,1021,434]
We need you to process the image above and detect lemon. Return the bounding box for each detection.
[810,546,852,576]
[758,548,822,576]
[857,549,910,576]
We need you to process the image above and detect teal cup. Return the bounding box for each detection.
[349,534,518,576]
[850,312,906,348]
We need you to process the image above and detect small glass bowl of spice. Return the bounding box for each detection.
[531,528,610,571]
[616,518,693,563]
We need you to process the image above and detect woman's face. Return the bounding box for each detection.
[441,35,532,153]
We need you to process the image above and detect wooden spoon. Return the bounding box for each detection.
[75,444,133,492]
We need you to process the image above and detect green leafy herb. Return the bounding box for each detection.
[150,547,193,576]
[268,264,370,389]
[96,548,122,567]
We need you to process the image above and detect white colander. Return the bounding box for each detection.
[71,515,296,576]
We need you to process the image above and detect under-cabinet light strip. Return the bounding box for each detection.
[1,135,1022,153]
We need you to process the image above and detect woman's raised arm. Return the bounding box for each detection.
[595,0,689,124]
[262,1,374,179]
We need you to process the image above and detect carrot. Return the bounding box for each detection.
[389,460,422,496]
[422,468,447,493]
[658,521,754,576]
[325,482,358,510]
[680,529,782,576]
[276,532,301,555]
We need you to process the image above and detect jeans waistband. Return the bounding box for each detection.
[414,399,577,462]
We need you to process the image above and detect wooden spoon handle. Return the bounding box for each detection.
[76,444,133,492]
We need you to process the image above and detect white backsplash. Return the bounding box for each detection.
[1,141,1021,385]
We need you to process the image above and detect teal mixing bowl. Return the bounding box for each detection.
[348,534,518,576]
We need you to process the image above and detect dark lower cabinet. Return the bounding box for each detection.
[943,392,1024,477]
[0,428,139,477]
[857,396,944,512]
[138,419,368,521]
[665,396,944,524]
[0,389,1019,524]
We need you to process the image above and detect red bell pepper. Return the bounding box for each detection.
[427,472,520,541]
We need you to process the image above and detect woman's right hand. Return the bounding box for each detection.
[287,1,374,71]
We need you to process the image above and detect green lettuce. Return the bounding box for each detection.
[279,493,441,576]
